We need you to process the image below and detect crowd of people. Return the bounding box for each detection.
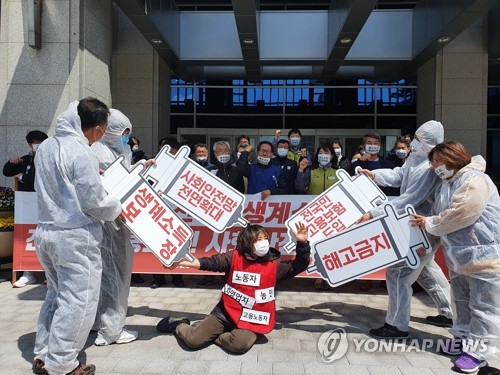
[3,98,500,374]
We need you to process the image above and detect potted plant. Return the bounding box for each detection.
[0,187,15,258]
[0,186,15,215]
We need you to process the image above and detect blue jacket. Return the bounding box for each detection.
[237,152,287,195]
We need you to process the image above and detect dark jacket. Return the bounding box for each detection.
[334,156,351,171]
[132,149,147,165]
[207,162,245,194]
[271,156,297,194]
[199,241,311,325]
[350,158,399,196]
[3,153,36,191]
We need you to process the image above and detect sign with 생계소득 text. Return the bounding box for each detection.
[283,169,387,252]
[309,203,430,287]
[100,156,194,266]
[142,145,248,233]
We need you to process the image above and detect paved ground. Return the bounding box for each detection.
[0,273,499,375]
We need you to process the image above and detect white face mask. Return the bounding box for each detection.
[290,137,301,147]
[253,239,270,257]
[434,164,454,179]
[257,156,271,165]
[410,139,423,154]
[197,156,207,163]
[318,154,331,166]
[132,145,139,151]
[395,149,408,159]
[216,154,231,164]
[365,144,380,155]
[333,148,342,157]
[277,148,288,158]
[32,143,40,152]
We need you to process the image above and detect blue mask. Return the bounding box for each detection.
[122,135,130,145]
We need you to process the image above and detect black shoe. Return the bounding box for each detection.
[369,323,409,339]
[426,315,453,328]
[32,359,47,374]
[150,281,165,289]
[196,276,214,288]
[172,275,184,288]
[478,366,500,375]
[156,316,190,334]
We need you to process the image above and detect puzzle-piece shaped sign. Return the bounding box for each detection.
[142,145,248,233]
[100,156,194,266]
[309,203,430,287]
[283,169,387,252]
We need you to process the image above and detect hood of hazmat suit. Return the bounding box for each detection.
[370,120,444,217]
[92,108,133,170]
[34,101,121,228]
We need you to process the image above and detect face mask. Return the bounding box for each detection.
[434,164,454,179]
[122,135,130,145]
[318,154,331,166]
[216,154,230,164]
[365,144,380,155]
[395,149,408,159]
[277,148,288,158]
[257,156,270,165]
[410,139,423,153]
[240,143,249,148]
[132,145,139,151]
[333,148,341,157]
[32,143,40,152]
[253,239,270,257]
[197,156,207,163]
[290,137,301,147]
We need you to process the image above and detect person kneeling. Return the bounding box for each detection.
[156,222,310,354]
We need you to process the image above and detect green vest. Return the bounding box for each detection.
[308,167,338,195]
[287,150,301,164]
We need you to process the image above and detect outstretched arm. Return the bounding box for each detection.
[277,222,311,282]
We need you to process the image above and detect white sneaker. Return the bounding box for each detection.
[13,272,36,288]
[95,328,138,346]
[116,328,138,344]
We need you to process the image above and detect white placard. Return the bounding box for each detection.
[142,145,248,233]
[100,156,194,266]
[283,169,387,252]
[310,203,430,287]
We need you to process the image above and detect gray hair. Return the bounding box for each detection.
[213,140,231,152]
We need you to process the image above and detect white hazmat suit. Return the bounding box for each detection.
[91,109,136,345]
[426,155,500,360]
[33,101,121,375]
[369,120,452,331]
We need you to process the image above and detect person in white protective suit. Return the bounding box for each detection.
[411,140,500,374]
[91,109,139,346]
[357,120,453,339]
[33,99,122,375]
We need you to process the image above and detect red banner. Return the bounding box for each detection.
[13,192,447,279]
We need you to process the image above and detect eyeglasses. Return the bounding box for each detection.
[259,149,272,155]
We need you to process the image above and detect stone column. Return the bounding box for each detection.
[112,4,165,158]
[0,0,113,188]
[417,19,488,156]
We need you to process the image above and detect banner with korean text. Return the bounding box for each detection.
[13,192,448,279]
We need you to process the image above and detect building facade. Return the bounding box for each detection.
[1,0,499,188]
